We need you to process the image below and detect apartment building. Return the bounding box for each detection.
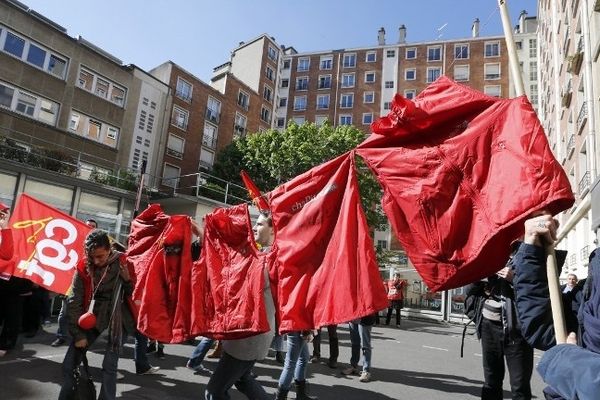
[512,11,540,109]
[537,0,600,279]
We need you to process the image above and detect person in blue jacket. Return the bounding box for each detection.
[512,212,600,400]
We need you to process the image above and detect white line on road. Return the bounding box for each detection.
[422,345,449,351]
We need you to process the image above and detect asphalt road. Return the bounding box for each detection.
[0,318,546,399]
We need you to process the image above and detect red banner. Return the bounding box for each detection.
[9,194,92,294]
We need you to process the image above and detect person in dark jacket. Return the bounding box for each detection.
[58,229,136,400]
[464,249,534,400]
[512,212,600,399]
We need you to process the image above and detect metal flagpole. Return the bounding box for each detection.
[497,0,567,344]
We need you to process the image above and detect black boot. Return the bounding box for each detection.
[294,380,317,400]
[275,387,289,400]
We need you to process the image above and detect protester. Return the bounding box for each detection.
[562,273,578,293]
[0,202,13,267]
[385,273,405,326]
[512,212,600,399]
[310,325,338,368]
[275,330,318,399]
[464,249,534,400]
[58,229,139,400]
[204,211,277,400]
[187,336,215,373]
[342,313,376,383]
[271,334,286,364]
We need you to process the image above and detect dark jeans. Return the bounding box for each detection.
[133,331,152,373]
[188,337,215,369]
[385,300,402,325]
[58,330,119,400]
[0,293,24,350]
[205,351,269,400]
[312,325,338,362]
[480,318,533,400]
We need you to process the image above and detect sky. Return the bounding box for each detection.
[19,0,537,82]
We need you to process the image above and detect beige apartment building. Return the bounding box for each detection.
[536,0,600,280]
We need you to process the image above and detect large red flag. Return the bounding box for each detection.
[9,194,92,294]
[240,170,270,210]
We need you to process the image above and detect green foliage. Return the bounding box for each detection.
[89,168,137,191]
[212,121,385,228]
[0,136,78,176]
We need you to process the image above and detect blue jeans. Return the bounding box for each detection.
[278,332,309,390]
[349,321,372,372]
[205,351,269,400]
[133,331,152,373]
[58,330,119,400]
[188,337,215,369]
[56,297,69,340]
[271,334,285,352]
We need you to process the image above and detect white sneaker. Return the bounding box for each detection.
[359,371,371,382]
[138,366,160,375]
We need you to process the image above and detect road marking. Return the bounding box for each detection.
[422,345,448,351]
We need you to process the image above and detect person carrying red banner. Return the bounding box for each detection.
[58,229,137,400]
[0,202,13,271]
[385,274,406,326]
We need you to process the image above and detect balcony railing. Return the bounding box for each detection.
[202,135,217,149]
[577,101,588,133]
[166,147,183,159]
[233,124,247,138]
[162,171,250,205]
[567,134,575,157]
[579,170,591,195]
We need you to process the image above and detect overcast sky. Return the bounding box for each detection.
[20,0,537,81]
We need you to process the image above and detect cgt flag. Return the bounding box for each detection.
[9,194,92,294]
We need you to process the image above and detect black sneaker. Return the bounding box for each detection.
[51,338,66,347]
[146,341,157,354]
[156,347,165,359]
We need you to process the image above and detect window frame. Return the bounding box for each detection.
[404,68,416,81]
[427,45,442,61]
[405,47,417,59]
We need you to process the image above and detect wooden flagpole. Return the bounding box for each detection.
[497,0,567,344]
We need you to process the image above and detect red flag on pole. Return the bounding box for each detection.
[8,194,92,294]
[240,170,270,210]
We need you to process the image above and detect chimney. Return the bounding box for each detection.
[398,25,407,44]
[519,10,527,33]
[472,18,480,38]
[377,27,386,46]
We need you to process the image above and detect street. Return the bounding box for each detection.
[0,318,546,399]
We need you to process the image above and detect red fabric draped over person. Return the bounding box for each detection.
[356,76,574,291]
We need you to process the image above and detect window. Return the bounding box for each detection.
[454,65,469,81]
[340,93,354,108]
[166,134,185,159]
[176,77,192,101]
[427,45,442,61]
[234,113,247,137]
[206,97,221,123]
[405,68,416,80]
[77,67,127,106]
[484,63,500,80]
[162,164,180,188]
[426,67,442,83]
[265,65,274,81]
[267,46,278,61]
[297,57,310,71]
[383,102,392,110]
[364,91,375,103]
[318,75,332,89]
[343,53,356,68]
[260,106,270,122]
[292,116,305,125]
[293,96,307,111]
[276,118,285,128]
[405,47,417,59]
[317,94,330,109]
[454,44,469,59]
[0,26,68,79]
[320,56,333,70]
[281,78,289,88]
[377,240,388,250]
[315,115,328,126]
[366,51,376,62]
[263,85,273,102]
[237,90,249,110]
[172,106,189,130]
[0,81,59,126]
[484,85,501,97]
[296,76,309,91]
[203,123,218,148]
[283,59,291,69]
[529,39,537,58]
[529,61,537,81]
[362,113,373,125]
[404,89,416,99]
[339,115,352,125]
[279,97,287,107]
[342,73,355,88]
[386,49,396,58]
[68,110,119,147]
[385,81,394,89]
[485,41,500,57]
[365,71,376,83]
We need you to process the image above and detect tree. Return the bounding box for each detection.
[212,121,385,228]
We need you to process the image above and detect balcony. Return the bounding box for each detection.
[567,38,584,75]
[205,108,220,124]
[567,134,575,158]
[202,135,217,149]
[577,101,588,133]
[166,147,183,159]
[561,79,572,107]
[579,170,591,196]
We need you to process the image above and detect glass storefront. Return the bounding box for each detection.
[24,179,73,213]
